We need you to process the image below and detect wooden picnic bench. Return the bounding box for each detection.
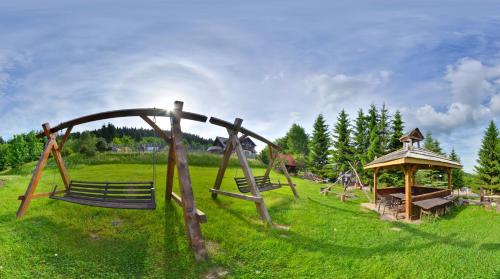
[412,197,453,218]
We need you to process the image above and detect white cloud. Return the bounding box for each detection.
[304,70,391,111]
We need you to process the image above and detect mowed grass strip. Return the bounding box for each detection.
[0,164,498,278]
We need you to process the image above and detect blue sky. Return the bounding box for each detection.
[2,1,500,172]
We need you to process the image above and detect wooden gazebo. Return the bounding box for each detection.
[364,128,462,220]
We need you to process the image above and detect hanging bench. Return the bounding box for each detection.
[234,176,282,193]
[50,180,156,209]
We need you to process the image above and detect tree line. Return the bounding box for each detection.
[0,123,213,171]
[263,104,466,189]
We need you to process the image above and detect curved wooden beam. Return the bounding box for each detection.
[209,116,280,150]
[37,107,208,137]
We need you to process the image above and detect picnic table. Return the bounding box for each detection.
[389,193,406,201]
[412,197,453,218]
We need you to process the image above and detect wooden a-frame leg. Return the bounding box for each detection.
[279,159,299,198]
[171,101,207,261]
[211,136,233,198]
[231,127,272,225]
[166,140,176,202]
[51,140,70,189]
[264,145,276,178]
[17,140,55,218]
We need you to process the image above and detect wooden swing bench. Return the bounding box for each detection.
[50,180,156,209]
[234,176,282,193]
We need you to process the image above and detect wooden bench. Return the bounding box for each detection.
[234,176,282,193]
[50,180,156,209]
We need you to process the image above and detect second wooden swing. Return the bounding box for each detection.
[208,117,299,225]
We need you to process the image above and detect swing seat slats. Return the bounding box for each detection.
[50,180,156,210]
[234,176,282,193]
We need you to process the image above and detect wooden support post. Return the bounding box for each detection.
[211,135,234,198]
[404,165,412,220]
[170,101,207,261]
[264,145,275,177]
[17,139,55,218]
[373,168,379,203]
[166,139,175,201]
[140,115,172,142]
[447,167,452,190]
[279,159,299,198]
[42,123,70,189]
[231,118,272,225]
[59,125,73,150]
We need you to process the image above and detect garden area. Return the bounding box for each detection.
[0,160,498,278]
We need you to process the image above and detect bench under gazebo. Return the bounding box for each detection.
[364,128,462,220]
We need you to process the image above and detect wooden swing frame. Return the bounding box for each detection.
[208,117,299,225]
[16,101,209,260]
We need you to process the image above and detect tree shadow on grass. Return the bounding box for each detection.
[7,215,149,278]
[307,197,377,219]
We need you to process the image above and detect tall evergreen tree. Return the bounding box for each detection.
[367,125,380,162]
[378,104,390,153]
[309,114,330,177]
[0,136,4,144]
[367,104,378,133]
[331,110,352,174]
[475,121,500,191]
[286,124,309,156]
[352,109,368,172]
[423,131,443,154]
[388,110,404,152]
[449,148,465,190]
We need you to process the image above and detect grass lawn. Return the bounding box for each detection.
[0,164,499,278]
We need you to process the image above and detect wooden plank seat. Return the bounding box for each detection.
[50,180,156,209]
[234,176,281,193]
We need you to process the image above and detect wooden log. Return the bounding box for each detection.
[43,124,70,190]
[209,116,280,150]
[16,139,54,218]
[37,107,207,137]
[59,125,73,150]
[171,101,208,261]
[279,159,299,198]
[211,135,234,198]
[140,115,172,142]
[209,189,263,202]
[18,189,66,200]
[264,145,275,178]
[231,119,272,225]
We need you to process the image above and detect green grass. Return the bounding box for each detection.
[0,164,499,278]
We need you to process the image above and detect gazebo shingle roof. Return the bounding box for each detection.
[364,147,462,169]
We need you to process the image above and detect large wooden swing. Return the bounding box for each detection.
[16,101,209,260]
[209,117,299,225]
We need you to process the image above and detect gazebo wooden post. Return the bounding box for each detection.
[447,167,452,190]
[404,165,413,220]
[373,168,379,203]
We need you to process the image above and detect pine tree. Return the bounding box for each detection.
[378,104,390,153]
[352,109,368,175]
[388,110,404,152]
[367,125,380,162]
[309,114,331,177]
[449,148,465,190]
[331,110,352,174]
[423,131,443,154]
[367,104,378,134]
[475,121,500,191]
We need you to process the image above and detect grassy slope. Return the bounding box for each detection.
[0,164,498,278]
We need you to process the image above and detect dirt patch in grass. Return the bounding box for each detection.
[204,267,229,279]
[0,179,4,188]
[206,240,221,256]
